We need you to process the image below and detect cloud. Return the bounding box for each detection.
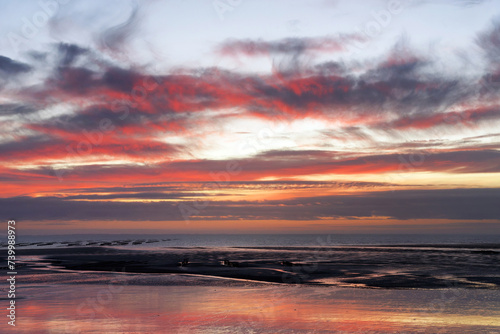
[380,106,500,130]
[4,34,495,149]
[0,55,31,75]
[51,66,97,94]
[58,180,397,196]
[194,187,500,221]
[61,192,198,200]
[57,43,88,67]
[3,148,498,185]
[0,131,183,163]
[0,103,37,116]
[98,4,140,55]
[1,187,499,221]
[0,16,499,218]
[0,196,185,221]
[217,34,367,58]
[477,19,500,67]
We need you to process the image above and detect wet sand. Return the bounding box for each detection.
[2,244,499,333]
[13,244,500,289]
[6,284,500,333]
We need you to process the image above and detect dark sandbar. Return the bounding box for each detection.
[10,244,500,289]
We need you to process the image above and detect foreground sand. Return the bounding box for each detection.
[6,283,500,333]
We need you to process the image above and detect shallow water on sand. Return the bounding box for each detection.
[11,233,500,249]
[5,235,500,333]
[7,284,500,333]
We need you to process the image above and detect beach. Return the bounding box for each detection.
[2,238,500,333]
[13,240,500,288]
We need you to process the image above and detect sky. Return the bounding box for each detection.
[1,0,500,234]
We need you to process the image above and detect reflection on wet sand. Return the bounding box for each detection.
[13,284,500,333]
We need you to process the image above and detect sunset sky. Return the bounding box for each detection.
[1,0,500,234]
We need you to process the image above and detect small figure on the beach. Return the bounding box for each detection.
[280,260,294,266]
[180,258,189,266]
[222,259,239,267]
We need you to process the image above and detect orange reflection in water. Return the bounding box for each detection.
[9,284,500,333]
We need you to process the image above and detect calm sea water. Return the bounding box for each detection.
[14,233,500,248]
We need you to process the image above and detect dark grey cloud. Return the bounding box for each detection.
[182,188,500,221]
[0,135,60,158]
[218,34,366,57]
[102,66,138,92]
[235,58,473,125]
[39,106,147,131]
[476,20,500,96]
[0,103,37,116]
[212,34,493,127]
[51,66,97,94]
[57,43,88,67]
[261,188,500,220]
[0,196,185,221]
[2,188,499,221]
[477,19,500,66]
[0,55,31,75]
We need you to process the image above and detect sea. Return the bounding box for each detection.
[10,233,500,248]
